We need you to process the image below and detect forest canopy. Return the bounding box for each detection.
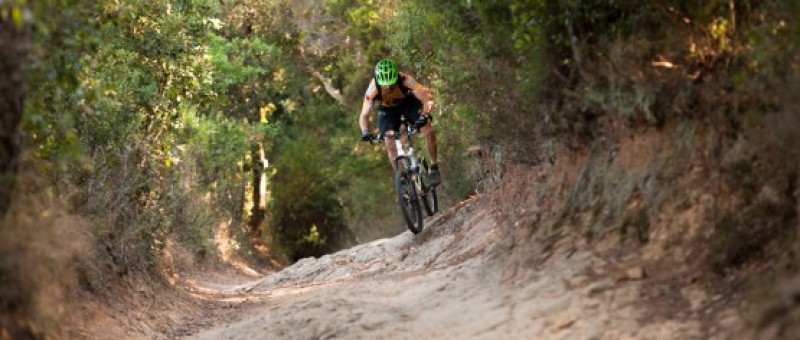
[11,0,798,266]
[1,0,797,336]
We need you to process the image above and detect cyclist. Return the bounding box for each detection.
[358,58,441,185]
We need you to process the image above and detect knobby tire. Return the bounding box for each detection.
[395,158,423,234]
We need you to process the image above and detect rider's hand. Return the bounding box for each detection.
[414,115,429,129]
[360,130,374,142]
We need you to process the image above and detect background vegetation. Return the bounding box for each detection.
[0,0,797,337]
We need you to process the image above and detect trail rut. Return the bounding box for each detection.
[170,196,742,339]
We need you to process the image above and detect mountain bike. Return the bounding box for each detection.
[371,120,439,234]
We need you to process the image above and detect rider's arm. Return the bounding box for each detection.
[402,74,435,115]
[359,79,379,132]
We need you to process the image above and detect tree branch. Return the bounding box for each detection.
[565,15,586,80]
[309,69,346,107]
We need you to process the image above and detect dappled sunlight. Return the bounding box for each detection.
[4,0,798,338]
[213,220,262,278]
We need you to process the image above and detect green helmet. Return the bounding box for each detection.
[374,59,399,86]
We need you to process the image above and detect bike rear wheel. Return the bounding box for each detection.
[419,160,439,216]
[395,158,423,234]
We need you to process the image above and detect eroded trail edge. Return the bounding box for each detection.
[179,195,740,340]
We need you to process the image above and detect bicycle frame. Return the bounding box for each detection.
[370,120,438,233]
[393,127,418,170]
[387,124,425,193]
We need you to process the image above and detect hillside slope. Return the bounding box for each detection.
[183,116,799,339]
[65,116,798,339]
[184,195,741,339]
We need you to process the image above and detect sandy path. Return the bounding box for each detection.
[180,197,735,339]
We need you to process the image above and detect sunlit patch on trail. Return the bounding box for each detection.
[213,220,264,277]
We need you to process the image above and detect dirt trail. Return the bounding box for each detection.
[167,195,742,339]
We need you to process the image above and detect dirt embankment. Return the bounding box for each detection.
[184,196,736,339]
[71,119,798,339]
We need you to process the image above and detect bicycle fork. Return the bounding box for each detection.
[395,139,425,200]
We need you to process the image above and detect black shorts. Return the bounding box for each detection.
[377,96,429,138]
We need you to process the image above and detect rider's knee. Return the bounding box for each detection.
[383,132,396,147]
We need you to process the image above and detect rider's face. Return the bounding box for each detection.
[380,82,397,91]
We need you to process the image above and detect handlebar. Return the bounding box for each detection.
[366,123,420,144]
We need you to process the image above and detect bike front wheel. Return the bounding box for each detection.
[395,158,423,234]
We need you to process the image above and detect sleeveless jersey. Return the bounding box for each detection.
[365,73,421,108]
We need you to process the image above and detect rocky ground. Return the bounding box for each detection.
[139,195,745,340]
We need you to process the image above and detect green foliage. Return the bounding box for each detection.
[24,0,289,271]
[269,130,353,261]
[179,110,248,196]
[23,0,798,268]
[208,35,272,89]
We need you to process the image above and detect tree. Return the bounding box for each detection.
[0,3,28,216]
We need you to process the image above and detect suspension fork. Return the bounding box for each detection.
[395,139,418,171]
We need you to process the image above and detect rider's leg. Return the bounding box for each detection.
[420,122,441,185]
[420,123,438,164]
[384,130,398,170]
[377,108,400,170]
[401,97,437,164]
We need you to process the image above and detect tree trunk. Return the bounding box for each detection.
[0,13,27,216]
[248,142,266,237]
